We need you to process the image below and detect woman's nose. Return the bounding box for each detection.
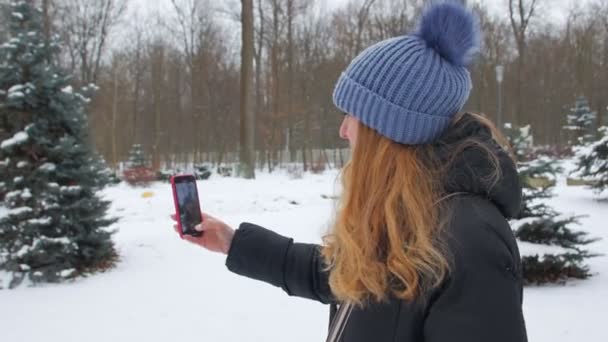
[339,117,349,140]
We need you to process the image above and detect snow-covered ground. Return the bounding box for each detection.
[1,169,607,342]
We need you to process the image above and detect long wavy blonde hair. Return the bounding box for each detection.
[322,113,508,306]
[321,122,447,305]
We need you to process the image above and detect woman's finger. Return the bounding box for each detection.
[194,222,207,232]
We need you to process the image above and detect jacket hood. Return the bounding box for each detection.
[434,113,522,219]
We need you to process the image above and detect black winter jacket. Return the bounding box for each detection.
[225,114,528,342]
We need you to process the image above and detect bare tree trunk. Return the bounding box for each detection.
[132,38,143,146]
[152,46,164,171]
[355,0,377,54]
[286,0,296,163]
[270,0,281,170]
[509,0,538,125]
[239,0,255,178]
[254,0,264,165]
[111,69,118,168]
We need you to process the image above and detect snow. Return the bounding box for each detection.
[39,163,56,172]
[0,42,17,50]
[3,188,32,204]
[13,237,70,263]
[15,245,31,258]
[11,12,24,20]
[510,216,538,230]
[7,206,32,216]
[60,185,82,195]
[13,176,23,183]
[61,86,73,94]
[7,90,25,100]
[7,84,24,93]
[39,237,71,245]
[27,217,52,226]
[3,188,32,203]
[517,241,573,257]
[4,190,22,202]
[60,269,76,278]
[1,131,28,149]
[21,188,32,200]
[77,93,91,104]
[6,83,34,100]
[0,206,7,220]
[17,161,28,168]
[42,198,60,210]
[0,170,606,342]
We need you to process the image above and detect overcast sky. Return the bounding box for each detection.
[114,0,599,62]
[131,0,595,21]
[123,0,596,50]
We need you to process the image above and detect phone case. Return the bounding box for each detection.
[171,174,203,238]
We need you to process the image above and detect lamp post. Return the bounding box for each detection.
[496,65,505,131]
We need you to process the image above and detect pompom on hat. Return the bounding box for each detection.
[332,0,482,145]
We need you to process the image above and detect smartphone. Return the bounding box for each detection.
[171,174,203,237]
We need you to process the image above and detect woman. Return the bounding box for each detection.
[171,2,528,341]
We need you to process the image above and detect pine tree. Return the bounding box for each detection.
[564,96,597,146]
[572,126,608,193]
[0,2,116,288]
[505,124,598,285]
[122,143,155,186]
[126,143,148,168]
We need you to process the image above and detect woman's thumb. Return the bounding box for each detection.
[195,220,212,232]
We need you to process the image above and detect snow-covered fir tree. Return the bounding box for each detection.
[0,2,116,288]
[504,123,533,161]
[122,143,156,186]
[564,96,597,146]
[572,126,608,194]
[126,144,148,168]
[505,124,597,284]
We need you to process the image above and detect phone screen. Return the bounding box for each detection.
[175,178,202,235]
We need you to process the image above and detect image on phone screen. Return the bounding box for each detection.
[175,180,202,235]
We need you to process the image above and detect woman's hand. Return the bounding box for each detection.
[171,212,235,255]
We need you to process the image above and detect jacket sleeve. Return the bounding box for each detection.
[225,222,334,304]
[423,199,528,342]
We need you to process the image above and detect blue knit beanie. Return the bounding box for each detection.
[332,1,481,145]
